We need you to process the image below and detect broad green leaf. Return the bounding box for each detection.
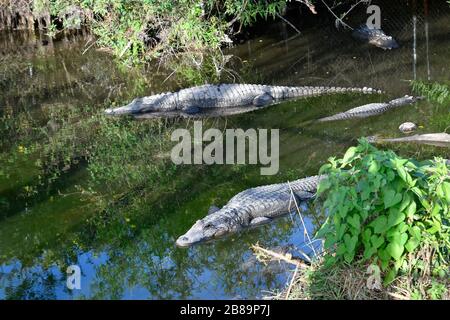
[348,214,361,231]
[383,188,402,209]
[387,208,405,228]
[399,193,412,212]
[370,234,384,249]
[383,268,398,285]
[364,246,377,259]
[344,233,358,254]
[363,228,372,243]
[368,160,379,174]
[371,215,388,234]
[342,146,357,165]
[405,200,417,220]
[344,251,355,263]
[336,243,346,255]
[409,226,422,240]
[442,182,450,204]
[386,241,404,261]
[317,179,331,195]
[405,238,420,252]
[430,204,441,218]
[427,223,441,234]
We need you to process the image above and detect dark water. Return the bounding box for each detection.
[0,1,449,299]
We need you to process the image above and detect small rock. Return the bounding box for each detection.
[399,122,417,133]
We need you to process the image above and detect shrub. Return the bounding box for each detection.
[316,139,449,285]
[2,0,291,64]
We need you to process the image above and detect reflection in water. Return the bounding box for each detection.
[0,1,449,299]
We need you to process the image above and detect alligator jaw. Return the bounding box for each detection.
[104,103,136,115]
[105,98,152,115]
[176,219,212,247]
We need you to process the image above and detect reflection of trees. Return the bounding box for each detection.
[84,218,298,299]
[0,261,62,300]
[71,163,297,299]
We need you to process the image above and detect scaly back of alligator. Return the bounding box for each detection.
[175,175,325,247]
[105,83,382,116]
[317,95,422,122]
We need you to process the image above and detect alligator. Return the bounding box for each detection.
[176,175,324,247]
[105,84,382,117]
[369,133,450,148]
[317,95,422,122]
[352,24,399,50]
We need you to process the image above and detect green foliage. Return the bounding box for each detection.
[411,80,450,105]
[316,139,450,285]
[37,0,289,64]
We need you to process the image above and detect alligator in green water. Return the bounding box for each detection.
[105,84,381,117]
[176,175,324,247]
[317,95,423,122]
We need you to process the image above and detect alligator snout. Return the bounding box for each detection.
[175,236,191,248]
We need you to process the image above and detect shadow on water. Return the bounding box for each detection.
[0,0,449,299]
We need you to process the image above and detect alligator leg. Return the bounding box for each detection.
[293,190,315,201]
[250,216,272,226]
[252,93,274,107]
[182,106,200,114]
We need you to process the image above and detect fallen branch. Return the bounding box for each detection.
[251,244,310,269]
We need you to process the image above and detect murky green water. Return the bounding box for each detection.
[0,1,449,299]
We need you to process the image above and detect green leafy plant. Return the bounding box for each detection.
[411,80,450,105]
[316,139,450,285]
[3,0,290,64]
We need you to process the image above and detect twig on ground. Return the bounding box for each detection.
[251,244,309,269]
[285,265,300,299]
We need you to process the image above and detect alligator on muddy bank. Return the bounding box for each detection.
[105,84,382,118]
[176,175,324,247]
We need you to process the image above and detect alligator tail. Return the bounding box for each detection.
[270,85,384,100]
[323,86,384,95]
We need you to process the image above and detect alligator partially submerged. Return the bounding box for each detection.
[317,95,422,122]
[176,175,323,247]
[352,25,399,50]
[105,84,381,117]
